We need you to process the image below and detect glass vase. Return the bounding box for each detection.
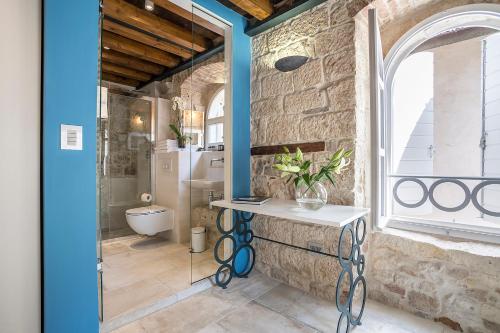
[295,182,328,210]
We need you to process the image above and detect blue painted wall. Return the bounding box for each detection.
[194,0,251,198]
[43,1,249,332]
[43,0,100,332]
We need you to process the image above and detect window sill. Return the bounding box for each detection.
[383,216,500,245]
[378,225,500,257]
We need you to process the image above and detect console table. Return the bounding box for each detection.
[210,199,369,333]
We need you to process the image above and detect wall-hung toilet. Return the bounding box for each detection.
[125,205,174,236]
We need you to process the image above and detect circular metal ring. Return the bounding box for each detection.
[243,229,254,244]
[349,276,367,326]
[214,234,236,265]
[336,269,353,313]
[240,211,255,223]
[429,179,471,212]
[355,217,366,245]
[232,244,256,278]
[216,208,235,234]
[352,245,361,266]
[393,177,429,208]
[338,224,354,270]
[214,264,232,289]
[471,180,500,217]
[236,219,248,235]
[356,255,365,276]
[336,312,350,333]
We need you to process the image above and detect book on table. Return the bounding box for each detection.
[231,196,271,205]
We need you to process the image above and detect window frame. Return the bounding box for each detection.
[206,87,225,146]
[376,4,500,243]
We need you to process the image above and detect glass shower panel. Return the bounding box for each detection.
[100,94,153,241]
[189,5,229,283]
[96,8,104,321]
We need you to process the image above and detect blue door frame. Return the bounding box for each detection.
[43,1,250,331]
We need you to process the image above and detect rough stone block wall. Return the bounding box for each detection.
[250,0,500,332]
[369,230,500,333]
[250,0,371,303]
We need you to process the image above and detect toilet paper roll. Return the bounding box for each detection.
[140,193,152,202]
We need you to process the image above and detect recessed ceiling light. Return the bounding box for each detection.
[103,46,110,50]
[145,0,154,11]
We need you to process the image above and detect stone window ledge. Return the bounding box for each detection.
[378,227,500,258]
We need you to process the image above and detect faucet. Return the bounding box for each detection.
[210,157,224,167]
[208,190,224,209]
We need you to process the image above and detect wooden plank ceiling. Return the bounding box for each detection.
[100,0,224,88]
[100,0,303,88]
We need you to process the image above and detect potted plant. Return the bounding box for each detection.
[169,123,190,149]
[273,147,352,210]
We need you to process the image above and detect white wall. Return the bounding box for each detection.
[0,1,41,332]
[484,32,500,222]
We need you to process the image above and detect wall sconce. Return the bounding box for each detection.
[133,114,143,125]
[275,55,309,72]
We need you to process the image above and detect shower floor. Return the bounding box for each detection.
[101,227,135,241]
[101,235,219,322]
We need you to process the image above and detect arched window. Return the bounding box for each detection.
[206,88,224,146]
[370,5,500,243]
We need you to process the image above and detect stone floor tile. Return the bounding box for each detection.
[215,301,319,333]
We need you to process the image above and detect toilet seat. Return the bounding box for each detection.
[126,205,167,216]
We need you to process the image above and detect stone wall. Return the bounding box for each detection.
[369,229,500,333]
[250,0,500,332]
[250,0,370,303]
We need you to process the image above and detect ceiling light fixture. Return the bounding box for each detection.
[103,46,110,50]
[275,55,309,72]
[145,0,154,11]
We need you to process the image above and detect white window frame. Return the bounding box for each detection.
[370,4,500,244]
[206,86,225,146]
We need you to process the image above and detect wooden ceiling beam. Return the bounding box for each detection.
[153,0,224,36]
[102,61,152,81]
[101,49,164,75]
[103,19,192,59]
[102,72,140,87]
[227,0,273,20]
[103,0,208,52]
[102,31,180,67]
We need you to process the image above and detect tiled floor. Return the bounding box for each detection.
[111,272,455,333]
[102,235,219,321]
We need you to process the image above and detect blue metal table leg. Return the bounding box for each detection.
[213,208,256,288]
[335,217,367,332]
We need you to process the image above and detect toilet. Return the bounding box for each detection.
[125,205,174,236]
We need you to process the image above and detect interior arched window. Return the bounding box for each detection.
[370,5,500,243]
[206,88,224,146]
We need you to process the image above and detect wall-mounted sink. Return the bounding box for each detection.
[184,179,224,191]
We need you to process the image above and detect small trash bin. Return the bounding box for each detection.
[191,227,206,253]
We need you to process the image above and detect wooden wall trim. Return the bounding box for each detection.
[250,141,325,156]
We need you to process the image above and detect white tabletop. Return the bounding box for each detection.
[211,199,369,228]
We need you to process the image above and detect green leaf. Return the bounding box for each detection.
[169,124,182,139]
[325,173,336,186]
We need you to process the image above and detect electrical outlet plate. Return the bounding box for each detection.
[307,241,323,252]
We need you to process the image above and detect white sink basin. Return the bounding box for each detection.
[184,179,224,191]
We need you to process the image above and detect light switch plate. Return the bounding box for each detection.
[61,124,83,150]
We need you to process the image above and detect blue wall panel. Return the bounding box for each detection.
[43,0,100,332]
[43,1,249,332]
